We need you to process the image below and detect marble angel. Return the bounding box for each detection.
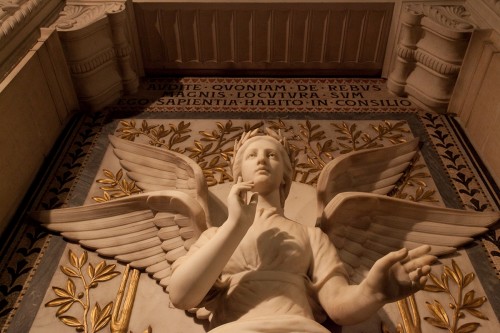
[32,129,499,332]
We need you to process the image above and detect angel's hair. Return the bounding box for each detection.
[232,135,293,208]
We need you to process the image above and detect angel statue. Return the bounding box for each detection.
[32,129,499,333]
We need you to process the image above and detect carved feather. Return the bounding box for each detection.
[321,192,499,283]
[30,190,208,291]
[316,139,419,226]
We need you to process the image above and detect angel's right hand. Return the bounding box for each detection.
[227,176,258,228]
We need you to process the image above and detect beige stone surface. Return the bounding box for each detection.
[0,30,77,234]
[450,30,500,184]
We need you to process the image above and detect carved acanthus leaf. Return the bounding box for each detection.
[405,4,475,31]
[53,2,125,31]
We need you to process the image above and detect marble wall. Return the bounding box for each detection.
[0,29,78,234]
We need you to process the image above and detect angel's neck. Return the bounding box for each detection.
[256,192,284,215]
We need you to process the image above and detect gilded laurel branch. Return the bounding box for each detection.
[92,169,141,203]
[115,119,191,151]
[391,154,438,203]
[332,120,410,153]
[423,260,489,333]
[104,118,436,201]
[45,250,121,333]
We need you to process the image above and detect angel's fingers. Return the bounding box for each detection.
[408,264,424,279]
[410,275,429,292]
[401,245,432,264]
[403,254,437,272]
[229,181,254,196]
[374,248,409,272]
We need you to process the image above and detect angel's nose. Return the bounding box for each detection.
[256,151,267,163]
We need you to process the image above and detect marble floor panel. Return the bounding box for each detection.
[1,77,498,333]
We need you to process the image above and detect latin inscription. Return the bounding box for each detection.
[117,81,413,108]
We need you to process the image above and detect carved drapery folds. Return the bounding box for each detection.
[52,1,138,111]
[387,4,476,113]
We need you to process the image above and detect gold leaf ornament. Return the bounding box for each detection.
[91,302,113,332]
[425,300,450,328]
[423,260,488,332]
[46,250,121,333]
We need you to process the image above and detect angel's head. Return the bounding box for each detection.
[232,131,294,208]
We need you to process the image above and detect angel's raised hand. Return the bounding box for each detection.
[227,176,258,228]
[363,245,436,303]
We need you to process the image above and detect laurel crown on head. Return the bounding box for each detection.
[232,128,297,171]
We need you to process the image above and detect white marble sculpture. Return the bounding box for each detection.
[32,130,499,332]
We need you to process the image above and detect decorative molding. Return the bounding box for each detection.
[0,0,63,78]
[406,4,475,31]
[0,0,42,39]
[51,2,124,31]
[387,3,476,113]
[413,49,461,75]
[134,2,393,76]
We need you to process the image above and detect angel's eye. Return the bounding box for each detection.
[268,152,278,159]
[247,152,257,158]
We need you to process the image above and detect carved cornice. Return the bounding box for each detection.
[405,4,476,31]
[0,0,43,39]
[52,1,124,31]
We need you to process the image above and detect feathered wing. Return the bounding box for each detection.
[32,190,207,290]
[108,135,212,225]
[31,136,213,291]
[316,139,419,226]
[321,192,499,283]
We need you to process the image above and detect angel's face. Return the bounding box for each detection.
[240,138,284,194]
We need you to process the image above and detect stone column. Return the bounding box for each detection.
[387,3,476,113]
[51,0,139,111]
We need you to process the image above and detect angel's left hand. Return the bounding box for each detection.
[363,245,437,303]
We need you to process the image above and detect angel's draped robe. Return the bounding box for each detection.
[173,216,348,333]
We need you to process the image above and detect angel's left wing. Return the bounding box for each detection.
[321,192,499,283]
[316,139,419,226]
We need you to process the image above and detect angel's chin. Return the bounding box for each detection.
[251,178,280,194]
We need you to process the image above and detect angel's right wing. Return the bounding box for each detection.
[316,139,419,226]
[321,192,499,283]
[31,190,207,290]
[31,135,214,291]
[108,135,212,225]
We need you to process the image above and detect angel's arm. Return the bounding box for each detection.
[317,245,435,325]
[169,179,260,309]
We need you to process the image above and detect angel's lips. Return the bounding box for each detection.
[255,168,271,175]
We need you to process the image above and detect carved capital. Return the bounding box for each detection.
[51,1,124,31]
[404,4,475,31]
